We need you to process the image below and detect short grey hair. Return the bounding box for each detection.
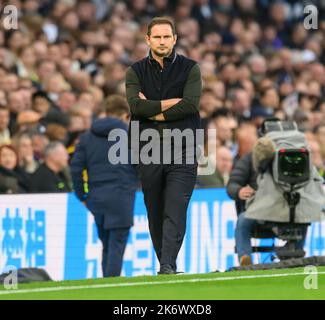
[44,141,64,158]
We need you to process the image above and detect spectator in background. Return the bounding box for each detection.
[30,141,72,193]
[214,115,237,151]
[255,86,280,114]
[314,124,325,162]
[0,106,10,145]
[230,88,253,121]
[200,88,217,117]
[45,122,68,143]
[31,90,53,118]
[12,132,39,174]
[43,72,68,103]
[56,91,77,113]
[69,104,93,131]
[29,130,49,161]
[36,59,57,87]
[15,46,38,81]
[250,104,274,128]
[0,90,7,106]
[2,73,19,92]
[197,146,233,188]
[234,123,258,162]
[199,87,223,129]
[248,54,267,86]
[308,139,325,182]
[68,112,85,133]
[15,110,42,134]
[0,144,30,194]
[71,95,138,277]
[7,89,27,133]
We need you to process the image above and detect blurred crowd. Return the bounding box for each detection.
[0,0,324,194]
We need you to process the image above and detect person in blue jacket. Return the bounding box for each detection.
[71,94,139,277]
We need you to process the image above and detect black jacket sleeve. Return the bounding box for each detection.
[227,153,254,201]
[125,67,162,118]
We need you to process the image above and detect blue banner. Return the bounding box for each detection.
[0,190,324,280]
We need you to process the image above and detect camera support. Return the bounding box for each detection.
[283,188,300,224]
[274,188,305,260]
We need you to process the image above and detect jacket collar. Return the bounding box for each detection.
[148,48,177,68]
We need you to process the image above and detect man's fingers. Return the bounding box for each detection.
[139,92,147,99]
[242,191,254,199]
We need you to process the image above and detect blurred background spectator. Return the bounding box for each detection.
[0,0,323,193]
[197,146,233,188]
[0,144,30,194]
[29,141,72,193]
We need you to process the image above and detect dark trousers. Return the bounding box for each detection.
[95,215,130,277]
[136,162,197,270]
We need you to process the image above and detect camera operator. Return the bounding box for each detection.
[227,118,308,266]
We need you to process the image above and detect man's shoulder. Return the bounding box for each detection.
[33,163,50,175]
[126,59,147,80]
[241,153,253,165]
[176,54,198,67]
[130,56,148,69]
[30,164,54,188]
[234,153,253,169]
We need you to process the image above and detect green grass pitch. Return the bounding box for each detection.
[0,267,324,300]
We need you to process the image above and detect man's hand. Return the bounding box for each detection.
[238,185,255,200]
[161,98,181,111]
[139,92,146,99]
[22,153,34,165]
[149,113,165,121]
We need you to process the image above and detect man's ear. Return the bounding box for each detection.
[173,34,177,45]
[145,35,150,46]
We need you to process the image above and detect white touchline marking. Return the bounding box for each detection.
[0,271,324,296]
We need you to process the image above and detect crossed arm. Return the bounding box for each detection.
[138,92,180,121]
[125,63,202,122]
